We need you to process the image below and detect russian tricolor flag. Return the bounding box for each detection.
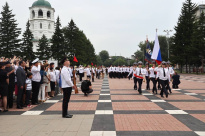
[151,32,162,65]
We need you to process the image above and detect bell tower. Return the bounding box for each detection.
[29,0,55,52]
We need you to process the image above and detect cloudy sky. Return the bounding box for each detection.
[0,0,203,58]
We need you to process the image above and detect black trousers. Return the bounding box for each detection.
[159,79,168,97]
[87,75,91,79]
[172,84,179,89]
[133,77,137,90]
[92,74,95,82]
[138,79,143,94]
[32,81,40,104]
[150,78,157,93]
[7,83,15,108]
[79,73,83,81]
[145,76,150,90]
[157,78,161,89]
[17,86,24,107]
[62,87,72,117]
[26,90,31,105]
[166,80,171,93]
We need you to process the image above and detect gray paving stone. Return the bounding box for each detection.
[173,114,205,131]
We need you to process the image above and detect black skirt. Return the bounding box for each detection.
[0,84,8,97]
[50,81,55,91]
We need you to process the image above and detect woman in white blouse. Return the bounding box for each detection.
[49,67,56,97]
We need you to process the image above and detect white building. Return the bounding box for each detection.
[29,0,55,52]
[196,4,205,17]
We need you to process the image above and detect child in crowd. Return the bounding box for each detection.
[25,72,32,108]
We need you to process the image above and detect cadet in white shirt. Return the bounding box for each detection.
[91,67,95,82]
[128,63,138,90]
[134,61,146,94]
[166,61,174,94]
[61,58,77,118]
[31,58,41,105]
[149,61,158,94]
[78,65,84,81]
[145,62,150,90]
[108,65,114,78]
[84,65,91,79]
[156,61,170,98]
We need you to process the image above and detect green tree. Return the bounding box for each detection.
[51,16,65,65]
[0,2,21,57]
[96,55,103,66]
[104,59,112,67]
[20,20,35,60]
[63,19,96,65]
[191,11,205,73]
[113,58,127,66]
[170,0,197,73]
[99,50,109,63]
[36,35,51,60]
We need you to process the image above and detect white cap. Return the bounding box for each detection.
[32,58,39,64]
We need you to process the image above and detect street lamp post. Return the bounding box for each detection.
[163,30,172,60]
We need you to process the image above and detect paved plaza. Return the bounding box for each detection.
[0,74,205,136]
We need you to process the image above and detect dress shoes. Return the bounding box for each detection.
[63,114,73,118]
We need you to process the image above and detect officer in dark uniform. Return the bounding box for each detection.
[5,61,15,108]
[0,62,9,112]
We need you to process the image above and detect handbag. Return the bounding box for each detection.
[43,72,49,83]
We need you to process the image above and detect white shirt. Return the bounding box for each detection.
[126,67,130,72]
[156,67,170,81]
[109,67,114,72]
[91,68,95,73]
[85,68,91,76]
[128,67,135,77]
[102,68,106,73]
[14,65,18,82]
[61,66,74,88]
[167,67,174,75]
[31,65,41,82]
[145,68,149,76]
[55,70,60,81]
[123,67,126,72]
[25,78,32,90]
[79,67,84,73]
[50,71,56,82]
[149,67,157,78]
[134,67,146,78]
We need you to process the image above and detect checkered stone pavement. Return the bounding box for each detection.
[1,75,205,136]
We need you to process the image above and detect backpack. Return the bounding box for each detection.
[81,80,89,91]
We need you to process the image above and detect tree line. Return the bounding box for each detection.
[0,2,96,65]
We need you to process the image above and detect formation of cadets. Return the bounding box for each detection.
[76,60,177,99]
[108,61,175,98]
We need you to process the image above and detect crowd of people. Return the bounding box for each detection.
[0,56,180,115]
[0,56,63,112]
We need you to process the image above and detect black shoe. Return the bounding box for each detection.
[63,114,73,118]
[3,109,8,112]
[84,93,88,96]
[170,91,172,94]
[166,94,168,98]
[161,95,164,98]
[17,106,23,109]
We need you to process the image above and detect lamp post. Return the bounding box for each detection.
[163,30,172,60]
